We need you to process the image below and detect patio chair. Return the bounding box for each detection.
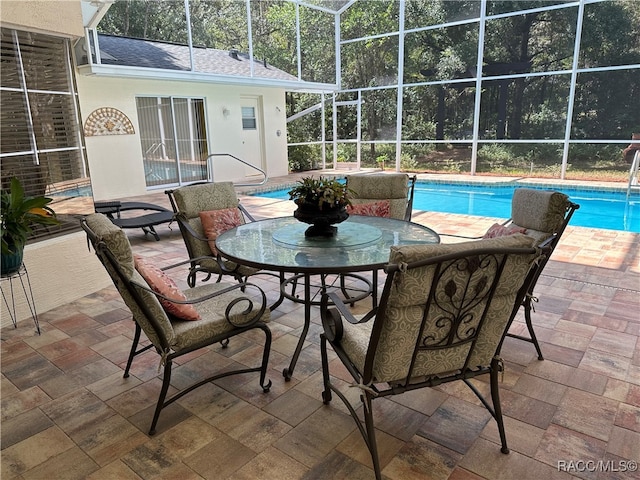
[320,234,545,480]
[442,188,579,360]
[339,173,417,306]
[166,182,285,309]
[81,213,272,435]
[346,172,417,221]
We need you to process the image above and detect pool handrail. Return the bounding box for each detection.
[206,153,268,187]
[628,150,639,199]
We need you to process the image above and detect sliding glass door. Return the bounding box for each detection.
[136,96,208,188]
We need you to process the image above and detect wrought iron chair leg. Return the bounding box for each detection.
[187,269,197,288]
[363,392,383,480]
[123,323,142,378]
[320,334,332,404]
[123,323,155,379]
[490,358,510,454]
[149,359,173,435]
[524,297,544,360]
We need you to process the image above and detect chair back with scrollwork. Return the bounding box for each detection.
[319,233,544,480]
[361,234,540,386]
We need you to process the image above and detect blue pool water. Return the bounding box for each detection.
[50,185,93,197]
[251,181,639,233]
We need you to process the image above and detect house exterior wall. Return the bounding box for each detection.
[0,0,84,37]
[76,75,289,200]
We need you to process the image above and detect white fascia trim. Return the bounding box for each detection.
[81,0,115,30]
[77,64,338,93]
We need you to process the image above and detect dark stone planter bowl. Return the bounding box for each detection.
[293,203,349,237]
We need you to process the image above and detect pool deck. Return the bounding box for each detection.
[2,171,639,480]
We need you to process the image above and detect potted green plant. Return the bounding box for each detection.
[288,176,352,237]
[1,177,60,275]
[288,176,352,210]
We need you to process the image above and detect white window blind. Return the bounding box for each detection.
[136,96,208,187]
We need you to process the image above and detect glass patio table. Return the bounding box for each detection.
[215,215,440,380]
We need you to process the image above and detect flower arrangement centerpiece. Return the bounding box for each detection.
[288,176,352,237]
[1,177,60,275]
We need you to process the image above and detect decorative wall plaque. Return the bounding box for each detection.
[83,107,135,136]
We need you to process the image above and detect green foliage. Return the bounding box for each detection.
[477,144,515,165]
[568,144,625,164]
[1,178,60,254]
[287,176,351,210]
[98,0,188,43]
[403,143,436,160]
[336,144,357,163]
[288,144,319,172]
[400,153,418,172]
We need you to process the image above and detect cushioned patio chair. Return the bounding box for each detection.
[81,213,272,435]
[336,172,418,306]
[166,182,285,310]
[166,182,256,286]
[320,234,545,480]
[442,188,579,360]
[346,172,417,221]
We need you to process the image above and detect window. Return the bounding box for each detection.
[241,106,257,130]
[0,28,88,242]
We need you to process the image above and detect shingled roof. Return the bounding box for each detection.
[96,34,298,82]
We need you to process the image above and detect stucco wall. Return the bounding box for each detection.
[0,0,84,37]
[0,232,112,328]
[76,75,290,200]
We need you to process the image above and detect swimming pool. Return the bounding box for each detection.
[49,184,93,197]
[251,181,640,233]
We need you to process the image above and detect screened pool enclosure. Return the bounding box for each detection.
[59,0,640,182]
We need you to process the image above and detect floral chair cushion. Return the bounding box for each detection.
[346,200,391,217]
[199,207,244,256]
[84,213,135,279]
[483,223,527,239]
[172,182,240,219]
[84,214,175,348]
[134,255,201,321]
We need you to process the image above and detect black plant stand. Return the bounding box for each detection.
[1,263,41,334]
